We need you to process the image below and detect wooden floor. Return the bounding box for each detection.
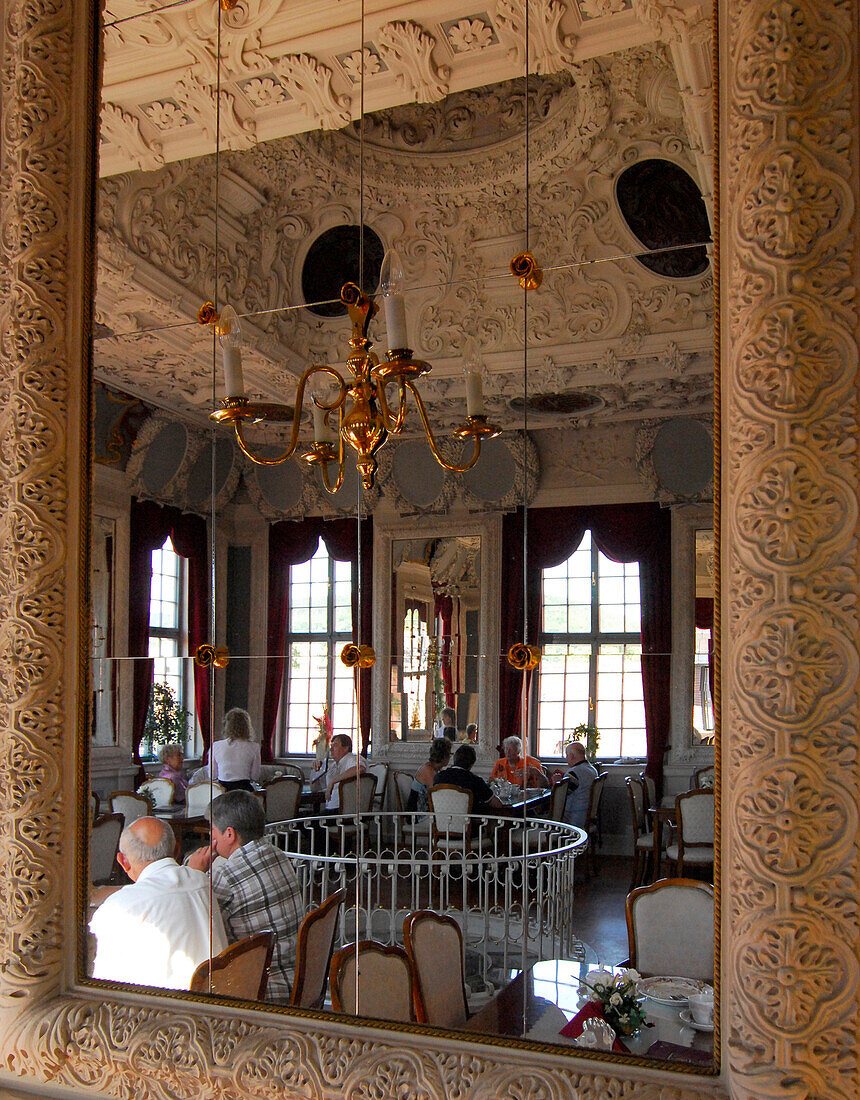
[573,855,636,967]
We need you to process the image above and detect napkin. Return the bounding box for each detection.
[558,1002,630,1053]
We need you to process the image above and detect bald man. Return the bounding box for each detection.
[89,816,227,989]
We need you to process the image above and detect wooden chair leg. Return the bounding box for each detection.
[630,851,643,892]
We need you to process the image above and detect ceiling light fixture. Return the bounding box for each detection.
[202,271,502,492]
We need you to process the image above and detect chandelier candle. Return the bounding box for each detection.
[464,362,485,418]
[379,249,408,351]
[218,305,245,398]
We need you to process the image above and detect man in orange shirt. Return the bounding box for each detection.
[490,736,549,788]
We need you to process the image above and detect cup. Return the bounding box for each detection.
[687,990,714,1026]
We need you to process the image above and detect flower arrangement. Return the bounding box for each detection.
[581,967,646,1036]
[312,705,333,763]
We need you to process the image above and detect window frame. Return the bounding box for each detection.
[145,536,198,758]
[534,530,646,761]
[277,542,355,756]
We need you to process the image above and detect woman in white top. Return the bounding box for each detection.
[209,708,262,791]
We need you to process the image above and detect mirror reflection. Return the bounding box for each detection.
[88,0,716,1070]
[391,536,481,742]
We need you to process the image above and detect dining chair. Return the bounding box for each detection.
[277,763,306,782]
[625,776,653,890]
[639,771,657,817]
[189,930,275,1001]
[365,762,389,811]
[329,940,415,1022]
[336,772,376,817]
[327,773,377,851]
[109,790,151,826]
[549,776,571,822]
[185,780,225,818]
[393,769,431,846]
[429,784,485,854]
[625,878,714,982]
[90,812,124,885]
[403,910,469,1028]
[584,772,607,877]
[666,788,714,877]
[138,776,174,809]
[290,889,346,1009]
[264,775,302,824]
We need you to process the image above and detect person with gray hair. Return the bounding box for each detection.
[210,707,262,792]
[490,735,549,789]
[558,740,598,828]
[188,791,302,1003]
[89,816,226,990]
[157,742,188,803]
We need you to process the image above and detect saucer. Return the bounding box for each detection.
[680,1008,714,1032]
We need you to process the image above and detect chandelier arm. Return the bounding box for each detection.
[405,381,483,472]
[319,458,345,495]
[309,364,349,414]
[233,421,297,466]
[376,377,408,434]
[229,364,348,467]
[319,409,346,495]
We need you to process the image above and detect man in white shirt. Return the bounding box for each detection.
[309,733,366,811]
[90,816,227,990]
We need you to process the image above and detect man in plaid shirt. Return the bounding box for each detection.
[188,790,302,1002]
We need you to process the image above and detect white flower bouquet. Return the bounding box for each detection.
[581,967,647,1036]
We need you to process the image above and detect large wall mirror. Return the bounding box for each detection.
[86,0,716,1078]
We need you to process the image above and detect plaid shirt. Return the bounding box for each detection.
[212,838,303,1003]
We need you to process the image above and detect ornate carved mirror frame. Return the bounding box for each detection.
[1,1,858,1098]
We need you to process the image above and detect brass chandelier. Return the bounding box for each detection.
[202,255,505,493]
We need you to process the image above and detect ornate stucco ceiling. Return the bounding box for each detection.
[94,0,713,455]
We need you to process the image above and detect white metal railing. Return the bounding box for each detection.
[265,811,588,996]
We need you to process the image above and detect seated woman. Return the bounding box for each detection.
[209,707,262,792]
[407,737,452,812]
[490,735,549,788]
[157,743,188,803]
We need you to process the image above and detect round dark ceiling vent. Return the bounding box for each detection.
[302,225,385,318]
[616,159,711,278]
[509,391,603,416]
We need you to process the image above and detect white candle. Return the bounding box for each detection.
[384,293,409,351]
[312,402,336,443]
[223,346,244,399]
[465,369,484,417]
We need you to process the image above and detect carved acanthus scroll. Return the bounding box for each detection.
[377,21,451,104]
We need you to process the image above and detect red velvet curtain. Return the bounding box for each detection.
[500,503,672,792]
[128,499,210,773]
[262,517,373,760]
[434,593,454,706]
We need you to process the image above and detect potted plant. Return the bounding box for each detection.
[142,682,192,759]
[572,722,600,764]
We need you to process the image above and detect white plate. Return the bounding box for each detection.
[637,976,707,1005]
[680,1008,714,1032]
